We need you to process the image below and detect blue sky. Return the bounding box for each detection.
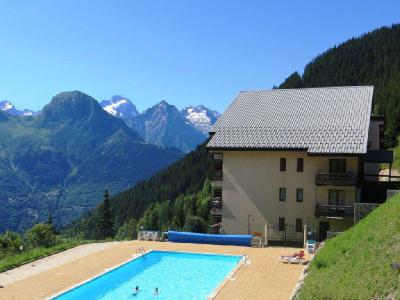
[0,1,399,113]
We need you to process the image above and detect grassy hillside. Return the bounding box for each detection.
[298,194,400,299]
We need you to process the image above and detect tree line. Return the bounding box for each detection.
[0,215,56,256]
[64,142,212,239]
[278,24,400,148]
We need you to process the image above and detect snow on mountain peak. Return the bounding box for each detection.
[22,110,34,116]
[0,101,14,111]
[181,105,220,135]
[100,96,139,118]
[100,94,220,138]
[103,99,128,116]
[0,100,36,116]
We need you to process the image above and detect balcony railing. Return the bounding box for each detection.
[211,170,223,181]
[210,215,222,234]
[315,203,354,218]
[315,172,357,186]
[210,197,222,212]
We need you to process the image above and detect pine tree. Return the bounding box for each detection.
[47,212,55,234]
[96,190,114,239]
[47,212,54,226]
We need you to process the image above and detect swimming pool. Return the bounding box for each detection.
[52,250,243,300]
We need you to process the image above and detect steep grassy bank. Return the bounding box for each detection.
[298,194,400,299]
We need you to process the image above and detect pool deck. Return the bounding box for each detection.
[0,241,307,300]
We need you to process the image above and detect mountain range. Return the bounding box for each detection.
[0,91,183,232]
[1,97,220,153]
[100,97,219,152]
[0,100,36,116]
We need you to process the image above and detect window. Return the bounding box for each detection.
[329,159,346,173]
[297,158,304,172]
[329,190,345,206]
[280,158,286,172]
[296,218,303,233]
[296,188,303,202]
[279,188,286,202]
[278,217,285,231]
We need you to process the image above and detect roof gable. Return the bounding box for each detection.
[207,86,373,154]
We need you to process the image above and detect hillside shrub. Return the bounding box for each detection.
[26,223,55,248]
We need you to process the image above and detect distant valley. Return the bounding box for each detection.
[0,92,219,233]
[0,91,187,232]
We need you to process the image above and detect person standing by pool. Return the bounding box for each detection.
[132,286,139,296]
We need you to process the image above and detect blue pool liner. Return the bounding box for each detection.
[168,231,252,246]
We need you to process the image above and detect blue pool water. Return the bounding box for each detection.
[53,250,242,300]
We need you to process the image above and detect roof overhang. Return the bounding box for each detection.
[206,146,362,157]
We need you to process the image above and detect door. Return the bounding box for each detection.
[319,221,330,241]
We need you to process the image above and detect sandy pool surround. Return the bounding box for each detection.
[0,241,305,300]
[49,249,246,300]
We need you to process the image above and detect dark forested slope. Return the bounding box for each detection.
[279,24,400,147]
[66,142,212,238]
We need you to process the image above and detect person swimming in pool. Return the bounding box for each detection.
[132,286,139,296]
[153,287,159,295]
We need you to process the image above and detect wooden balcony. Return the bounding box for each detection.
[315,172,357,186]
[315,203,354,218]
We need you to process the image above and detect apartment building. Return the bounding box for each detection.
[207,86,393,242]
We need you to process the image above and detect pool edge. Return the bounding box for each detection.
[207,255,247,299]
[48,249,244,300]
[47,250,151,300]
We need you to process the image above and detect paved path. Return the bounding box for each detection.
[0,241,119,286]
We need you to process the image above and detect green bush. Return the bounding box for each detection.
[184,215,207,233]
[0,231,23,254]
[26,223,56,248]
[115,219,138,240]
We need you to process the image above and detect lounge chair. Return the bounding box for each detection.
[287,255,307,264]
[279,250,305,263]
[137,230,159,241]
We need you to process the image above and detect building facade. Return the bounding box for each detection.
[207,86,392,242]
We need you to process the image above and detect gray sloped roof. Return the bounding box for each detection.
[207,86,373,154]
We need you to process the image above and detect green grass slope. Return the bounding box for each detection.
[299,194,400,299]
[391,143,400,171]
